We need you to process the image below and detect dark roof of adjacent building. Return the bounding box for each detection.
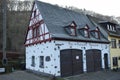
[87,15,120,37]
[35,1,109,43]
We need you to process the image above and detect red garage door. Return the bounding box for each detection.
[86,49,102,72]
[60,49,83,77]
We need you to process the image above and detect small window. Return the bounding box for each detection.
[95,28,100,39]
[34,10,36,18]
[84,29,89,37]
[39,56,44,68]
[33,28,37,38]
[119,40,120,48]
[31,56,35,67]
[113,57,118,66]
[95,31,100,39]
[46,56,51,61]
[64,21,76,36]
[33,26,40,38]
[111,39,117,48]
[107,24,110,30]
[70,27,76,36]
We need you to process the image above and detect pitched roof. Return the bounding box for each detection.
[35,1,109,43]
[87,15,120,37]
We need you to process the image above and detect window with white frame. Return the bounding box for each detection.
[111,39,117,48]
[107,24,110,30]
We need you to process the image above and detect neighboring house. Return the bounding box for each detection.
[88,15,120,70]
[25,1,110,77]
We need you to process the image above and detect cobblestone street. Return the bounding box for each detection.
[0,70,120,80]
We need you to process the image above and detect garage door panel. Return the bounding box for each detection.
[60,49,83,77]
[86,49,102,72]
[72,50,83,75]
[60,50,72,77]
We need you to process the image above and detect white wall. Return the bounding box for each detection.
[26,40,110,76]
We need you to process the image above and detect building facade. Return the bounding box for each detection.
[25,1,110,77]
[88,16,120,70]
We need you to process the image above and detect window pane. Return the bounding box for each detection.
[111,39,116,48]
[31,56,35,67]
[113,57,118,66]
[39,56,44,68]
[119,40,120,48]
[84,29,88,37]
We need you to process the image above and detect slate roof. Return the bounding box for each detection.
[35,1,109,43]
[87,15,120,37]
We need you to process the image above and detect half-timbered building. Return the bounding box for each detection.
[25,1,110,77]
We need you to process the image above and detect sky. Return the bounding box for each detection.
[38,0,120,17]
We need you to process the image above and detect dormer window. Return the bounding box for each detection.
[90,27,100,39]
[64,21,77,36]
[107,24,116,32]
[94,27,100,39]
[84,26,89,37]
[78,24,90,38]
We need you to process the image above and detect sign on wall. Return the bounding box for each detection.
[0,68,5,73]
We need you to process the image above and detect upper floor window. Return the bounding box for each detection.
[107,24,116,32]
[64,21,77,36]
[33,28,37,38]
[111,39,117,48]
[33,26,40,38]
[95,28,100,39]
[33,9,36,18]
[84,26,89,38]
[90,27,100,39]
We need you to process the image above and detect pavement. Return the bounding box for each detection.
[0,71,49,80]
[64,70,120,80]
[0,70,120,80]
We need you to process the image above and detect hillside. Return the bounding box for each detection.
[0,11,30,53]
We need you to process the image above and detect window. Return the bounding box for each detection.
[33,28,37,38]
[107,24,116,32]
[31,56,35,67]
[112,26,115,31]
[111,39,117,48]
[107,24,110,30]
[33,26,40,38]
[95,28,100,39]
[70,28,76,36]
[70,22,76,36]
[84,29,89,37]
[113,57,118,66]
[94,31,100,39]
[39,56,44,68]
[119,40,120,48]
[33,10,36,18]
[64,21,76,36]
